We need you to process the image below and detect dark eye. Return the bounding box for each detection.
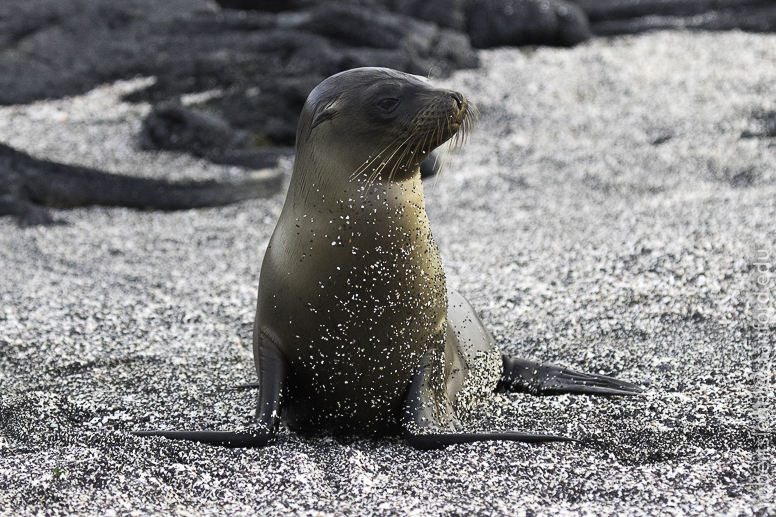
[377,98,398,111]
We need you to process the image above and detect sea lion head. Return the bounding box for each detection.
[294,67,475,186]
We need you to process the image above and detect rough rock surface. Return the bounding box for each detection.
[0,80,283,222]
[1,31,775,516]
[0,0,478,109]
[0,0,478,170]
[465,0,591,48]
[139,101,295,171]
[0,142,282,217]
[570,0,776,35]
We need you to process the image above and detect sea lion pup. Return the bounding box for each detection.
[134,67,642,449]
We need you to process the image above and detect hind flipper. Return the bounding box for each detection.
[402,349,575,450]
[498,355,643,396]
[132,340,286,447]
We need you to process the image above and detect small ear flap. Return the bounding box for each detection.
[310,99,341,130]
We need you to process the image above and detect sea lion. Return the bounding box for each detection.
[134,67,642,449]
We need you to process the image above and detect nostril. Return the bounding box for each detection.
[450,92,464,110]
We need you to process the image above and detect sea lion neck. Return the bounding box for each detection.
[286,134,427,214]
[283,163,428,227]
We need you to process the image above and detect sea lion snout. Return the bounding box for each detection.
[409,88,474,151]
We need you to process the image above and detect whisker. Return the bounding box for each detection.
[391,140,414,183]
[351,138,401,181]
[433,118,454,188]
[411,134,428,181]
[366,133,414,189]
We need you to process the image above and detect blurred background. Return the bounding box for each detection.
[1,0,775,218]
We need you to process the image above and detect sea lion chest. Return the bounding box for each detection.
[256,176,447,434]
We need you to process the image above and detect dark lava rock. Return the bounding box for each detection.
[0,0,217,105]
[568,0,776,35]
[0,196,57,226]
[741,109,776,139]
[215,0,308,10]
[0,142,283,225]
[3,0,773,112]
[392,0,469,31]
[0,1,478,107]
[4,0,773,183]
[570,0,769,21]
[141,102,249,154]
[465,0,591,48]
[218,0,590,44]
[131,3,478,157]
[128,3,478,150]
[195,77,318,147]
[141,101,295,169]
[0,0,479,172]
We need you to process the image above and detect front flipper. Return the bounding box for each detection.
[132,343,286,447]
[402,349,575,450]
[498,355,643,396]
